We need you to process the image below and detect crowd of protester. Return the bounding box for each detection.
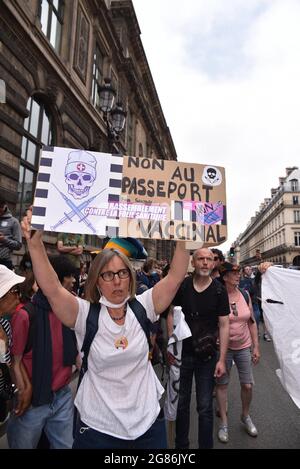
[0,197,279,449]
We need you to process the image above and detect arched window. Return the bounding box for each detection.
[138,143,144,157]
[293,255,300,267]
[17,96,55,218]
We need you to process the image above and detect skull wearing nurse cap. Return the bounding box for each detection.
[65,150,97,199]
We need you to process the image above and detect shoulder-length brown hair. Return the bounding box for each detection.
[84,249,136,303]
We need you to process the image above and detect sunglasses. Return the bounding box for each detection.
[230,302,238,316]
[0,286,20,303]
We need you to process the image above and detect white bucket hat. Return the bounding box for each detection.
[0,265,25,299]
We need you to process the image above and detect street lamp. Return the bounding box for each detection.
[98,78,127,152]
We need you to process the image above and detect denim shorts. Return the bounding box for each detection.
[216,347,254,386]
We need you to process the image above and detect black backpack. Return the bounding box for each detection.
[73,298,152,436]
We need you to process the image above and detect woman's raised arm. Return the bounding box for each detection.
[22,212,78,328]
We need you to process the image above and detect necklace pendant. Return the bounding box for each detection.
[114,336,128,350]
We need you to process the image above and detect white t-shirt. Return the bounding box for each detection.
[74,288,164,439]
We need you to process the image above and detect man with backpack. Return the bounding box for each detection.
[7,256,78,449]
[168,248,230,449]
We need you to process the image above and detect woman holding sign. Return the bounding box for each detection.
[21,210,190,449]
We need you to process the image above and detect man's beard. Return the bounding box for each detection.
[197,270,212,277]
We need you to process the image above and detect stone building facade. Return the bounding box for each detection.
[0,0,176,264]
[235,167,300,267]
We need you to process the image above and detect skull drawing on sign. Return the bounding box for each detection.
[206,168,217,181]
[202,166,222,186]
[65,150,97,199]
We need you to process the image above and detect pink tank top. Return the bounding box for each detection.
[228,290,252,350]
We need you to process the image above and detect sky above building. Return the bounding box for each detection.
[132,0,300,253]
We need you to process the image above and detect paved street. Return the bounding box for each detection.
[200,335,300,449]
[1,334,300,449]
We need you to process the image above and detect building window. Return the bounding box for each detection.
[293,195,299,205]
[291,179,299,191]
[295,232,300,246]
[138,143,144,157]
[38,0,64,52]
[74,5,90,82]
[17,96,54,218]
[91,45,104,107]
[294,210,300,223]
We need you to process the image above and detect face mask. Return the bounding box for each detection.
[99,295,130,309]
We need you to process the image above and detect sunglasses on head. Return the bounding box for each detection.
[224,265,240,273]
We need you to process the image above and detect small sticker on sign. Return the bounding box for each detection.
[202,166,222,186]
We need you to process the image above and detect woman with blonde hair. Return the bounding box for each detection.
[21,211,190,449]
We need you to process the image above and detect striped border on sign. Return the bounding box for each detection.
[31,153,54,230]
[31,152,127,237]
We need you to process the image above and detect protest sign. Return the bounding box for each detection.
[31,147,227,245]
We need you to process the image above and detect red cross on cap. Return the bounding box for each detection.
[77,163,86,172]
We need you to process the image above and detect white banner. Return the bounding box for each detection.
[262,266,300,408]
[164,307,192,421]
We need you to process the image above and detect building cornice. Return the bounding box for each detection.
[110,0,178,160]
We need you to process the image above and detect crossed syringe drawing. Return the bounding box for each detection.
[50,183,107,233]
